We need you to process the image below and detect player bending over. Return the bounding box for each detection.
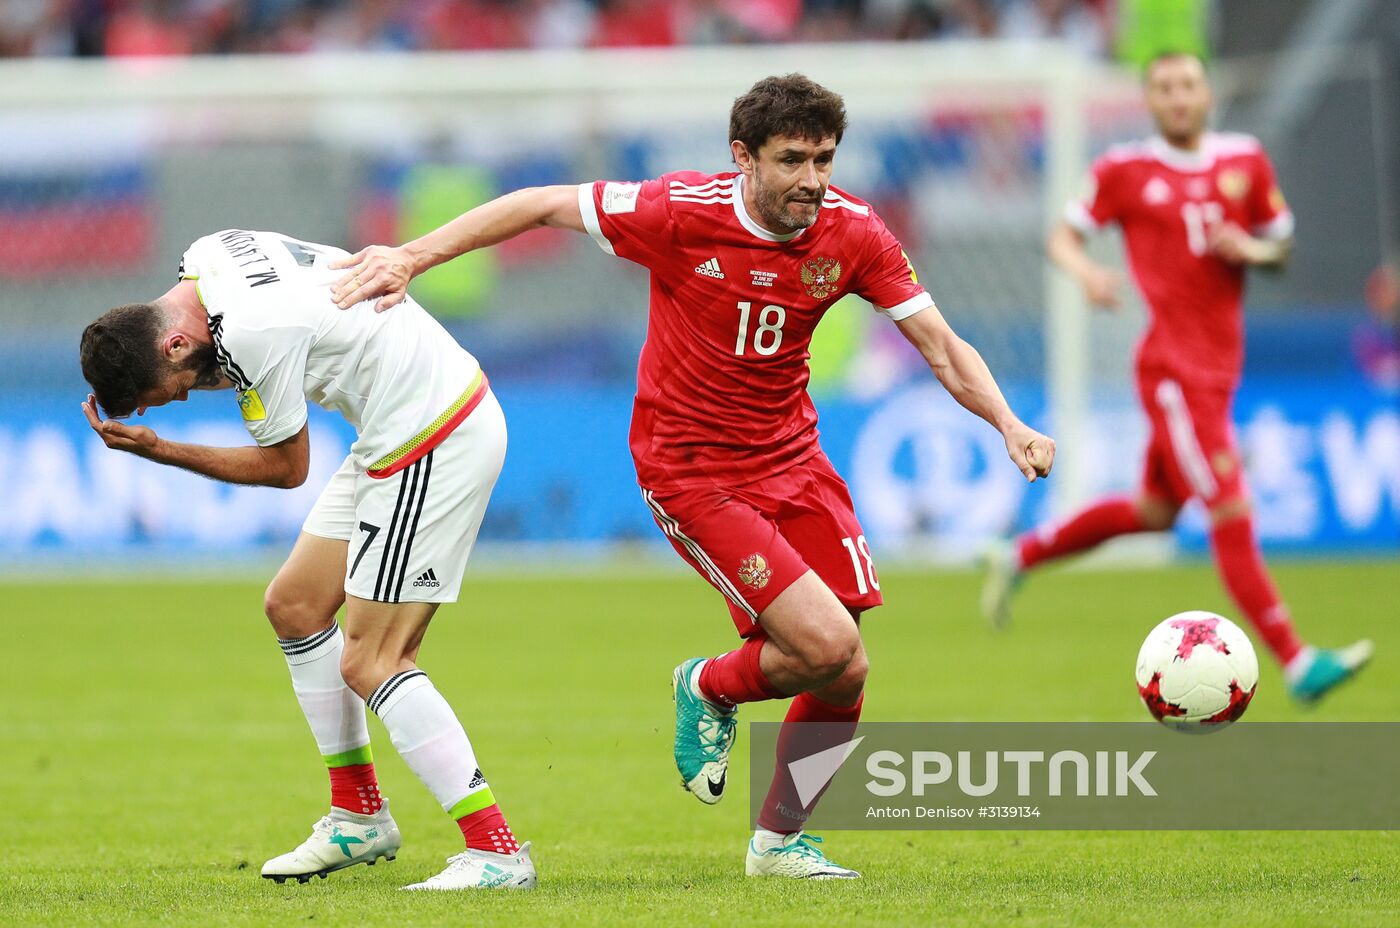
[981,52,1372,702]
[79,230,535,890]
[331,74,1053,879]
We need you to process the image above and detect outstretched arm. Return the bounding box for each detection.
[895,308,1055,482]
[330,184,585,310]
[83,395,310,488]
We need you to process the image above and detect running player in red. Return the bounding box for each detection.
[331,74,1054,879]
[981,52,1372,702]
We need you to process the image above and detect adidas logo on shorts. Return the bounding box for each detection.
[412,568,441,588]
[468,768,487,789]
[694,257,725,279]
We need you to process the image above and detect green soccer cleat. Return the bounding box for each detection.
[745,832,860,880]
[1286,640,1375,704]
[671,657,737,804]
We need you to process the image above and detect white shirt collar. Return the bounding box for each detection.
[1147,133,1217,173]
[732,175,807,243]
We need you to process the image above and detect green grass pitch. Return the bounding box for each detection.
[4,560,1397,926]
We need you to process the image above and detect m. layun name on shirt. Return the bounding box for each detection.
[217,229,281,288]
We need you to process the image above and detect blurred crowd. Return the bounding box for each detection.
[0,0,1114,58]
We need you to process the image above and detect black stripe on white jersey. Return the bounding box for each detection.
[380,460,423,603]
[389,450,434,602]
[206,313,252,392]
[373,461,416,601]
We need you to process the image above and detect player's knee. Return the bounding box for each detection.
[822,645,869,703]
[263,582,334,640]
[794,622,861,687]
[1208,496,1252,525]
[1135,497,1180,531]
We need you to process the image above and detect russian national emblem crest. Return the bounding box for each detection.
[737,553,772,591]
[1217,168,1251,201]
[800,257,842,299]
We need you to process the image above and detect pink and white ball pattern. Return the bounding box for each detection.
[1135,611,1259,733]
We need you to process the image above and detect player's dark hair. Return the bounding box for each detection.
[729,74,848,156]
[79,303,171,418]
[1143,50,1208,81]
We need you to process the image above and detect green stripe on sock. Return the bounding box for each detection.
[448,788,496,820]
[322,745,373,768]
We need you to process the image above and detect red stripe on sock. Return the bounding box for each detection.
[757,692,864,834]
[457,803,520,854]
[698,634,784,706]
[329,763,383,815]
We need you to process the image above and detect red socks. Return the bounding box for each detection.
[698,635,784,706]
[457,803,520,854]
[1016,496,1146,569]
[1209,515,1303,664]
[757,692,864,834]
[329,763,383,816]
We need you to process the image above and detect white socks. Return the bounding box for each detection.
[278,624,371,763]
[367,670,493,817]
[752,828,793,852]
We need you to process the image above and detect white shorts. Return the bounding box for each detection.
[302,389,507,604]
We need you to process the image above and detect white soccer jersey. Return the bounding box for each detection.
[179,229,480,472]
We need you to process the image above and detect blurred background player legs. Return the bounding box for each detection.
[982,383,1373,703]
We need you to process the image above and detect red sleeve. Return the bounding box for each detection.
[855,211,934,321]
[576,178,673,266]
[1247,150,1294,240]
[1064,154,1124,233]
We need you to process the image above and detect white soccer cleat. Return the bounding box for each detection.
[979,538,1023,630]
[261,801,401,884]
[402,842,537,891]
[745,832,860,880]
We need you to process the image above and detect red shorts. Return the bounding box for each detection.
[1137,370,1246,508]
[641,451,883,637]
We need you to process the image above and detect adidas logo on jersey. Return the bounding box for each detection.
[694,257,725,279]
[413,569,441,588]
[469,768,487,789]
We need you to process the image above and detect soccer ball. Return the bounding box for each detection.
[1135,610,1259,733]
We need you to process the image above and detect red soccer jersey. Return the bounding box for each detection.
[1067,132,1293,388]
[578,171,932,489]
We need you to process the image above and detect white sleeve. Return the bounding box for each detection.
[1252,210,1295,241]
[215,318,310,447]
[1064,200,1103,234]
[577,182,616,255]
